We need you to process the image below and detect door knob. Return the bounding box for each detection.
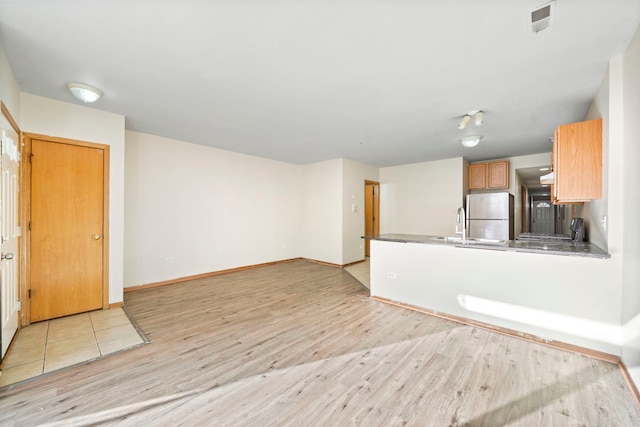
[92,234,102,240]
[1,253,14,260]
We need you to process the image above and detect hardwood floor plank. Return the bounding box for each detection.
[0,260,638,426]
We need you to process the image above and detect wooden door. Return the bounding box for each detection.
[364,181,379,257]
[0,111,21,358]
[30,139,105,322]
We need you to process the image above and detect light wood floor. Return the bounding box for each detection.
[0,260,638,426]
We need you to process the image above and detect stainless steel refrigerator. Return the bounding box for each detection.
[466,192,514,240]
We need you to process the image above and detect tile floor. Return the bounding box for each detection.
[344,257,370,289]
[0,308,146,387]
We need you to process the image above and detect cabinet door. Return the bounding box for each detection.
[487,160,509,189]
[554,119,602,203]
[468,163,486,189]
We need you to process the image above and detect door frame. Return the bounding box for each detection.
[520,185,527,234]
[21,133,110,326]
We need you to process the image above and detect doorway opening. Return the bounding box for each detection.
[516,165,574,237]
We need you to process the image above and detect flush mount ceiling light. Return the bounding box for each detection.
[460,135,482,148]
[457,110,483,129]
[67,82,102,103]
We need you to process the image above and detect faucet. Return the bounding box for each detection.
[455,206,466,241]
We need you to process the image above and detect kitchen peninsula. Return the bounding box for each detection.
[368,233,610,258]
[365,233,619,358]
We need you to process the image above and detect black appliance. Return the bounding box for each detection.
[570,218,584,242]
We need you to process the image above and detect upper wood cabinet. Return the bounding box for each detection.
[468,160,509,190]
[468,163,487,189]
[487,161,509,189]
[552,119,602,204]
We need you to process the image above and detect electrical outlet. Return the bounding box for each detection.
[164,257,175,263]
[387,272,397,279]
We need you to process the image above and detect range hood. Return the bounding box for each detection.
[540,171,554,185]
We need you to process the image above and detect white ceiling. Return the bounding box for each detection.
[1,1,639,167]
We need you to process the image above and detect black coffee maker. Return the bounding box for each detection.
[570,218,584,242]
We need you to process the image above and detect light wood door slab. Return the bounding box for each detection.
[30,139,104,322]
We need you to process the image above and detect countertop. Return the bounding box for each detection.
[363,233,611,259]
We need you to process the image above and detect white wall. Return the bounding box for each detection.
[124,131,301,286]
[380,157,465,236]
[20,94,126,304]
[125,146,378,280]
[584,69,611,251]
[0,47,20,120]
[341,159,379,264]
[299,158,343,265]
[620,23,640,391]
[371,240,621,356]
[577,55,628,364]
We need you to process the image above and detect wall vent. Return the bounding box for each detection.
[530,1,555,34]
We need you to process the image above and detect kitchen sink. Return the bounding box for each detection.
[428,236,507,245]
[468,238,508,245]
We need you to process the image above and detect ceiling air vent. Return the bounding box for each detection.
[530,1,555,34]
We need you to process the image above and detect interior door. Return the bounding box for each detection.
[30,139,104,322]
[532,200,555,234]
[0,125,20,358]
[364,181,380,257]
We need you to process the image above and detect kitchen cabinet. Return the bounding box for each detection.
[551,119,602,204]
[468,160,509,190]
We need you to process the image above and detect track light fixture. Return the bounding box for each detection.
[457,110,485,147]
[457,110,484,129]
[457,114,471,130]
[474,111,483,126]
